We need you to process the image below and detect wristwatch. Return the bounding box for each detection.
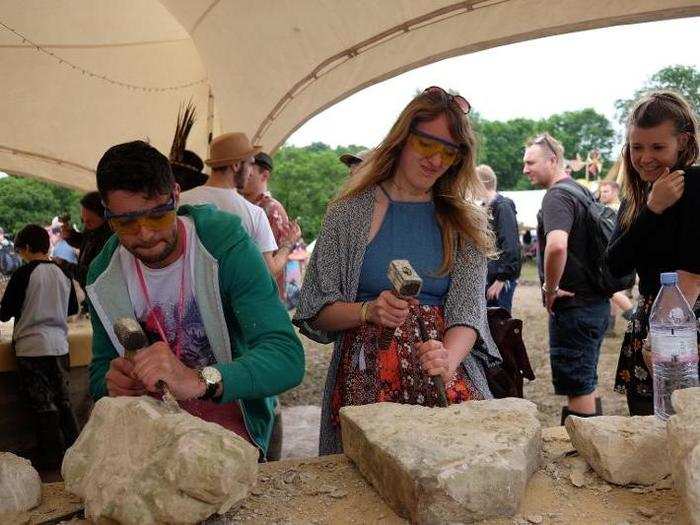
[197,366,223,401]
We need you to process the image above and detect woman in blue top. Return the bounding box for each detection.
[295,87,500,454]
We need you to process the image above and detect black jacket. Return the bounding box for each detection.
[486,193,522,284]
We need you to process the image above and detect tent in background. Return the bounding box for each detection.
[0,1,697,190]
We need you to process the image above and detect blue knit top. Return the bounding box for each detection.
[356,186,450,305]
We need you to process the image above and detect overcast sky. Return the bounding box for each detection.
[287,17,699,150]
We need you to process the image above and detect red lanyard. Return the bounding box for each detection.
[134,220,187,359]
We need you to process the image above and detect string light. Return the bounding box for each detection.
[0,20,208,93]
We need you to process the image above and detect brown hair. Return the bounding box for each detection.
[620,91,699,231]
[336,89,495,273]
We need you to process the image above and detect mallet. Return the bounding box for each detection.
[383,260,449,407]
[113,317,180,412]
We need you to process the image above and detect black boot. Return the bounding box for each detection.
[560,406,597,426]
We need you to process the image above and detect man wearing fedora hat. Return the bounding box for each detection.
[180,132,279,264]
[86,140,304,459]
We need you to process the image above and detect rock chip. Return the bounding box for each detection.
[564,416,669,485]
[667,387,700,524]
[62,396,259,524]
[341,399,541,524]
[0,452,41,514]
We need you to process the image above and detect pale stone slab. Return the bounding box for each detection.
[564,415,669,486]
[668,388,700,524]
[62,396,259,525]
[0,452,41,514]
[341,399,541,524]
[281,405,321,459]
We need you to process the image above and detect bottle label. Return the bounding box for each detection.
[651,332,698,361]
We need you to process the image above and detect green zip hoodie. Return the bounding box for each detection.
[85,204,305,455]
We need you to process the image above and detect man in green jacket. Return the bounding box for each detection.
[86,140,304,458]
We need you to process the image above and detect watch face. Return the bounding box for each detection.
[202,366,222,384]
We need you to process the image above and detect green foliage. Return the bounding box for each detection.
[270,145,352,240]
[614,65,700,125]
[0,176,83,236]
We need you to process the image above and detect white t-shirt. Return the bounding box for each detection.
[120,218,216,369]
[179,186,277,253]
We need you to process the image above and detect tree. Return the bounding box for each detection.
[270,145,349,241]
[0,176,83,236]
[614,65,700,125]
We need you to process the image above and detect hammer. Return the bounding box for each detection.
[382,260,449,407]
[113,317,180,412]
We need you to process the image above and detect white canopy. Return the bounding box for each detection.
[1,0,698,191]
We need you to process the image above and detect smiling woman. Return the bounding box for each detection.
[604,90,700,416]
[294,87,501,455]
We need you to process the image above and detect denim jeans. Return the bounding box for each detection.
[548,300,610,396]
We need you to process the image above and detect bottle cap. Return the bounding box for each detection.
[660,272,678,286]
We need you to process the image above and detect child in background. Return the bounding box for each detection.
[0,224,79,470]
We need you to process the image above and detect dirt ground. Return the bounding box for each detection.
[280,277,631,427]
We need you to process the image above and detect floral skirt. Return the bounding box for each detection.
[614,295,700,400]
[330,304,482,430]
[614,295,654,399]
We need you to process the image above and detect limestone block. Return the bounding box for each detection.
[62,396,259,525]
[340,399,541,524]
[0,452,41,514]
[668,388,700,524]
[564,416,669,486]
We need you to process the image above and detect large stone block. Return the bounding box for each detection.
[340,399,541,524]
[668,387,700,524]
[0,452,41,514]
[62,396,259,525]
[564,415,669,486]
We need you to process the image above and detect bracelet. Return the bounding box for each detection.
[541,283,559,295]
[359,301,371,324]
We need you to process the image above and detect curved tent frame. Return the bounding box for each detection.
[0,0,698,191]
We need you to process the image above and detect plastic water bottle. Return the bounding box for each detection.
[649,272,699,421]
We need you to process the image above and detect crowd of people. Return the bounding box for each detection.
[0,87,697,471]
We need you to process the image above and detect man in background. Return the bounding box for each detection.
[524,133,609,423]
[179,132,280,265]
[476,164,521,312]
[242,152,301,303]
[598,180,621,212]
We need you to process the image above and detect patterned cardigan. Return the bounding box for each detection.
[293,185,502,454]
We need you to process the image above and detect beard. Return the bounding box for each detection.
[127,231,179,267]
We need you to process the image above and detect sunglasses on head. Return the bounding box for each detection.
[423,86,471,114]
[408,127,464,167]
[104,194,176,236]
[533,135,558,158]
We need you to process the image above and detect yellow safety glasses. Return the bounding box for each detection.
[407,128,463,167]
[105,194,177,236]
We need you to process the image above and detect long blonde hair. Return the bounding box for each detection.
[336,89,496,274]
[620,91,699,231]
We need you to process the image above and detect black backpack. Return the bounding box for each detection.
[558,182,635,297]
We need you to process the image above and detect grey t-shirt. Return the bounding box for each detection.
[537,178,605,309]
[0,260,78,356]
